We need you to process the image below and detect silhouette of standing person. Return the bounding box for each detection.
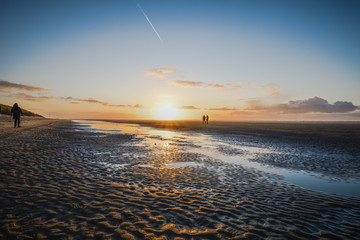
[11,103,23,128]
[206,115,209,124]
[202,115,206,124]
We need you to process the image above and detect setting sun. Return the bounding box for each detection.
[157,103,180,120]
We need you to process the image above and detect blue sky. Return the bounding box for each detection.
[1,0,359,120]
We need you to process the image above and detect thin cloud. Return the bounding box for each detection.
[207,107,239,111]
[247,96,359,114]
[265,85,281,96]
[181,105,201,110]
[228,83,245,91]
[59,97,108,106]
[170,80,226,89]
[7,92,141,108]
[58,97,74,101]
[0,79,50,91]
[59,96,141,108]
[78,98,108,106]
[9,92,53,102]
[109,104,142,108]
[346,110,360,117]
[243,82,281,96]
[145,67,178,78]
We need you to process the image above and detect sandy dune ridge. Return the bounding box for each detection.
[1,120,360,239]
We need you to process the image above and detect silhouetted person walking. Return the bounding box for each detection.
[11,103,23,128]
[206,115,209,124]
[202,115,206,124]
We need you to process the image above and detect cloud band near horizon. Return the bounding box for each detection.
[59,97,141,108]
[247,96,359,114]
[0,79,50,91]
[6,93,141,108]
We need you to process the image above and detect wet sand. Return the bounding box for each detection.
[102,120,360,181]
[1,120,360,239]
[103,120,360,140]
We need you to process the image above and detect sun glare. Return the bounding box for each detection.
[157,103,179,120]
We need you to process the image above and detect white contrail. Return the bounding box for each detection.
[136,3,163,42]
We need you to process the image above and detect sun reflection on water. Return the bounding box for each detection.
[74,120,360,197]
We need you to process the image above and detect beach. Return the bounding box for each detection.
[1,119,360,239]
[0,115,58,139]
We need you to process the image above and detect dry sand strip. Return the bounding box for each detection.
[0,115,62,139]
[1,120,360,239]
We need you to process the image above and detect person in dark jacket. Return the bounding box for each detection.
[11,103,24,128]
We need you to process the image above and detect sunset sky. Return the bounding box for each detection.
[1,0,359,121]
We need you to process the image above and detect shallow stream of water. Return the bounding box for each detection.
[73,120,360,197]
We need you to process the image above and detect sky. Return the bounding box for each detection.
[1,0,360,121]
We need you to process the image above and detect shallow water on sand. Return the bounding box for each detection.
[73,120,360,197]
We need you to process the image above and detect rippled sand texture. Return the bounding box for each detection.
[0,115,57,139]
[1,121,360,239]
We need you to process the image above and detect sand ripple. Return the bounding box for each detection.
[1,121,360,239]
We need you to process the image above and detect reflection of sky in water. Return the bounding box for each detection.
[73,120,360,197]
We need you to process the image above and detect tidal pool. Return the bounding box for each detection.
[73,120,360,197]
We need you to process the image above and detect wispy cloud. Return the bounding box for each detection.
[58,97,107,106]
[59,96,141,108]
[168,80,278,93]
[79,98,108,106]
[243,82,281,96]
[58,97,74,101]
[207,107,239,111]
[145,68,243,92]
[3,81,141,108]
[228,83,245,91]
[109,104,142,108]
[0,79,50,91]
[247,96,359,114]
[9,92,53,102]
[181,105,201,110]
[347,110,360,117]
[144,67,179,78]
[170,80,226,89]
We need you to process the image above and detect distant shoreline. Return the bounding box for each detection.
[80,118,360,136]
[77,118,360,123]
[2,115,359,144]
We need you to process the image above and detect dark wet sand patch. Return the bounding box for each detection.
[88,120,360,182]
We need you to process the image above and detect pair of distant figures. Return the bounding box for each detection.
[11,103,24,128]
[202,115,209,124]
